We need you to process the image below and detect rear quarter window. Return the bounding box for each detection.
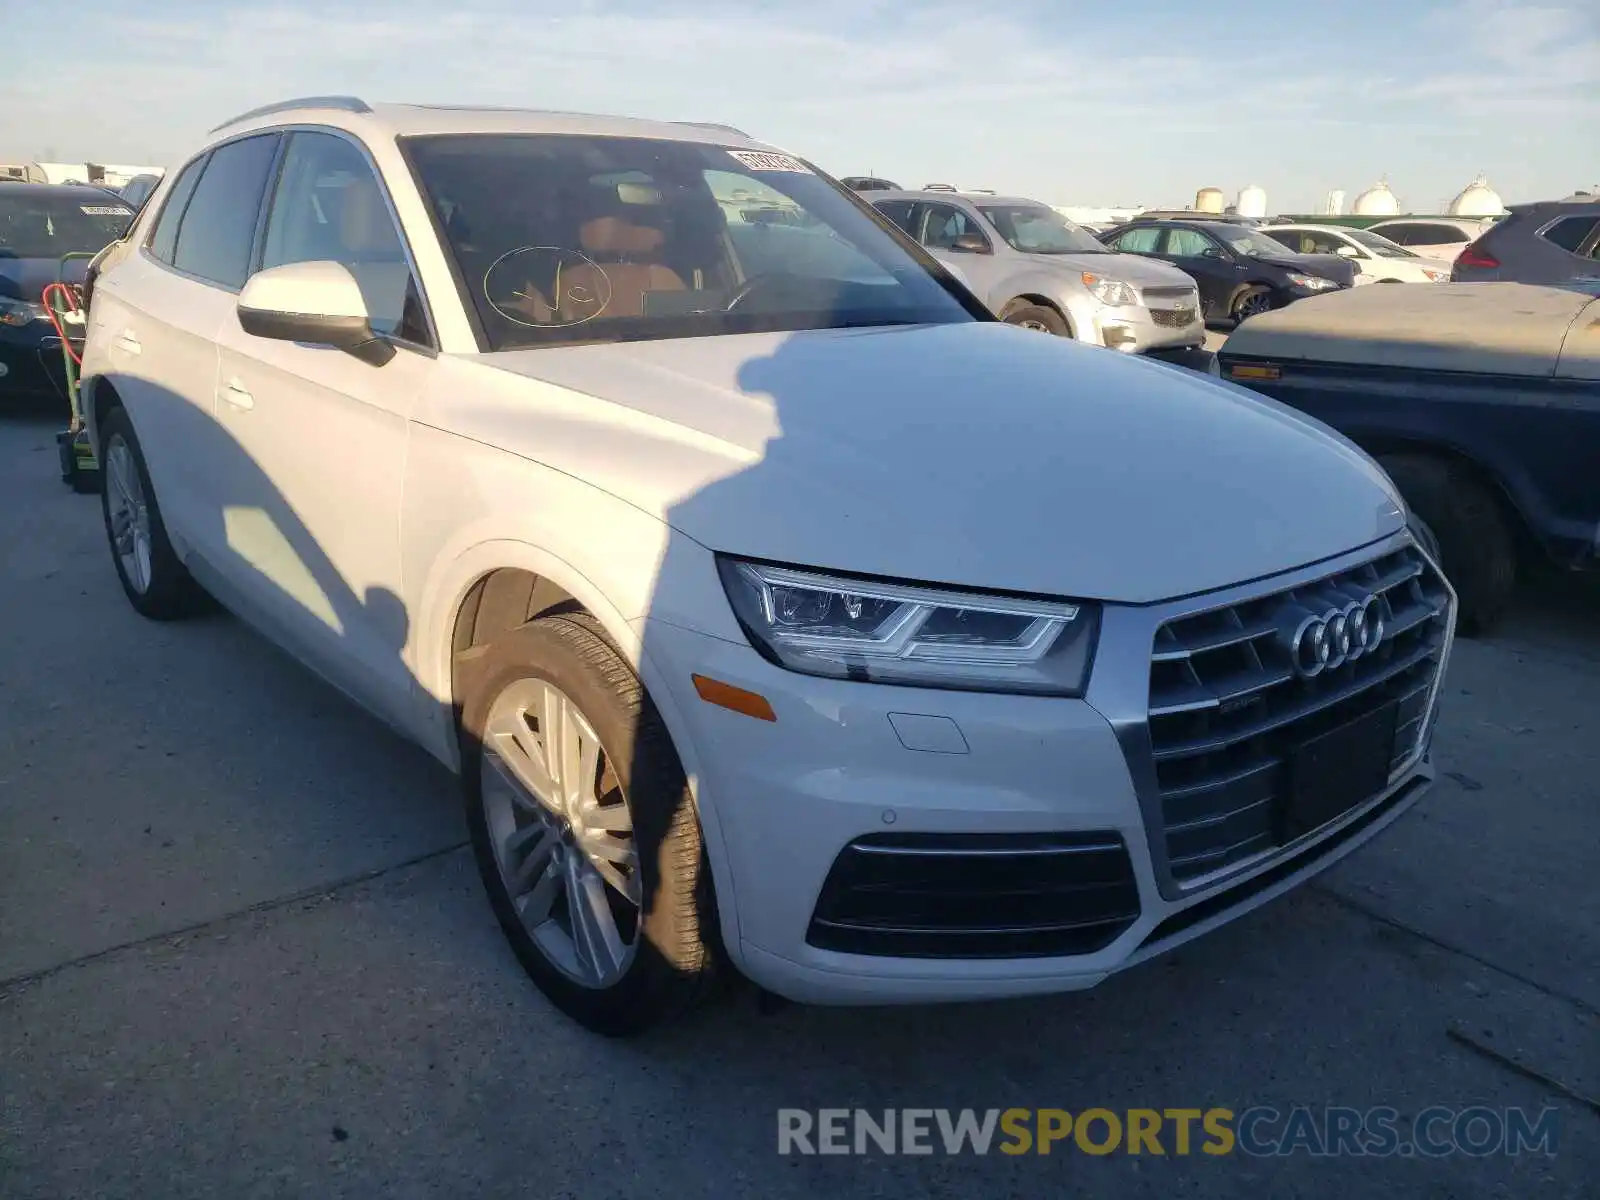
[1539,215,1600,255]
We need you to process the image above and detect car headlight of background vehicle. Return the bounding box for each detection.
[717,558,1099,694]
[1287,274,1341,291]
[0,297,48,327]
[1422,267,1448,282]
[1081,273,1138,306]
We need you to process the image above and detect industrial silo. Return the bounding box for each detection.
[1194,187,1225,214]
[1236,185,1267,218]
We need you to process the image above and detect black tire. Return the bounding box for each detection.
[97,406,209,620]
[1231,285,1273,323]
[1001,301,1070,336]
[459,613,718,1035]
[1378,454,1517,636]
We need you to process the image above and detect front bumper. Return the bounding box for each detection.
[1096,302,1205,354]
[642,531,1454,1005]
[0,328,69,399]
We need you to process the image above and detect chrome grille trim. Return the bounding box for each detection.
[1150,307,1198,328]
[1083,529,1457,901]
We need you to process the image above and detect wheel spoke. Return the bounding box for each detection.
[582,802,633,833]
[516,858,562,924]
[504,822,558,892]
[569,862,627,983]
[581,834,635,866]
[483,748,549,814]
[591,856,641,906]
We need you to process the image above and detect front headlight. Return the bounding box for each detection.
[1287,274,1340,291]
[0,297,48,327]
[1081,273,1138,307]
[717,558,1099,695]
[1422,268,1448,282]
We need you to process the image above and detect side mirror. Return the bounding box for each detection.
[1335,245,1361,258]
[237,261,395,366]
[950,232,990,254]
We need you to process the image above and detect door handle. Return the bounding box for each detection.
[113,330,141,356]
[220,378,254,411]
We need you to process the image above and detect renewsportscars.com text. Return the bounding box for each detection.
[777,1106,1559,1158]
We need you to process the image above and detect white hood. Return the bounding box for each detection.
[459,322,1405,604]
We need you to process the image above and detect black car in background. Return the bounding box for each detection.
[0,182,135,399]
[1098,218,1356,324]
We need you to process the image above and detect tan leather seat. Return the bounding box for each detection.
[512,214,686,324]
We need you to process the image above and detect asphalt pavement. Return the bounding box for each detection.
[2,403,1597,1199]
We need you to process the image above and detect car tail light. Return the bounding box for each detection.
[1455,241,1500,269]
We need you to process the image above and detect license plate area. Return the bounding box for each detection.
[1281,700,1399,841]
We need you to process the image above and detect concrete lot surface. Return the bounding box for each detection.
[2,405,1596,1199]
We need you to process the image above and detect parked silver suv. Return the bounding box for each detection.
[871,190,1206,359]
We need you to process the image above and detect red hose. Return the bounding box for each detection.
[40,282,84,365]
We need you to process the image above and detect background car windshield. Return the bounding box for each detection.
[1225,229,1305,257]
[979,205,1106,254]
[1346,228,1416,258]
[403,135,975,350]
[0,193,133,259]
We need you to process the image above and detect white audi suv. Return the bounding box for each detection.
[79,98,1456,1034]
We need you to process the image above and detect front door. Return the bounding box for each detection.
[913,202,1003,309]
[1158,227,1241,322]
[209,129,438,737]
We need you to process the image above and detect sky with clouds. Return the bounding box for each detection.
[4,0,1595,212]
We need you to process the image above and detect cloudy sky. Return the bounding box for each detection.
[4,0,1596,211]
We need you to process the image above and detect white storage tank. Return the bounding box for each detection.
[1323,189,1346,216]
[1449,176,1506,217]
[1353,179,1401,216]
[1236,185,1267,218]
[1194,187,1225,214]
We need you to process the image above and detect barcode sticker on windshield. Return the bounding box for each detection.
[726,150,811,174]
[81,206,132,216]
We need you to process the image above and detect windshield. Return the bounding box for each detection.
[1345,228,1417,259]
[403,135,976,351]
[979,205,1107,254]
[1225,228,1311,258]
[0,192,133,259]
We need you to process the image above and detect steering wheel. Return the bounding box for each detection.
[725,271,848,312]
[724,272,795,312]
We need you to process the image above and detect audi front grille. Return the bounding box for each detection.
[1144,545,1452,885]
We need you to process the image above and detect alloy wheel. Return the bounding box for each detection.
[481,678,641,989]
[105,434,152,594]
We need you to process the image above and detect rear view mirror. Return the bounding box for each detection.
[237,260,395,366]
[950,232,990,254]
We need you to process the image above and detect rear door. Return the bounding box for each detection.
[209,128,437,736]
[87,134,281,559]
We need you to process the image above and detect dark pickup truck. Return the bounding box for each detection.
[1217,283,1600,633]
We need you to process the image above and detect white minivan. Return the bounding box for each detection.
[80,98,1456,1034]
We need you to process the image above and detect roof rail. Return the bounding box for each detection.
[209,96,371,133]
[674,121,750,138]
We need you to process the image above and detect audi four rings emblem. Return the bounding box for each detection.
[1286,594,1385,678]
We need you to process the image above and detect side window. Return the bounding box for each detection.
[1540,215,1600,255]
[1110,226,1162,254]
[918,204,983,250]
[1373,223,1415,245]
[1297,230,1348,255]
[260,131,431,345]
[147,155,208,265]
[1421,225,1469,245]
[873,200,917,235]
[172,134,281,288]
[1164,228,1218,257]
